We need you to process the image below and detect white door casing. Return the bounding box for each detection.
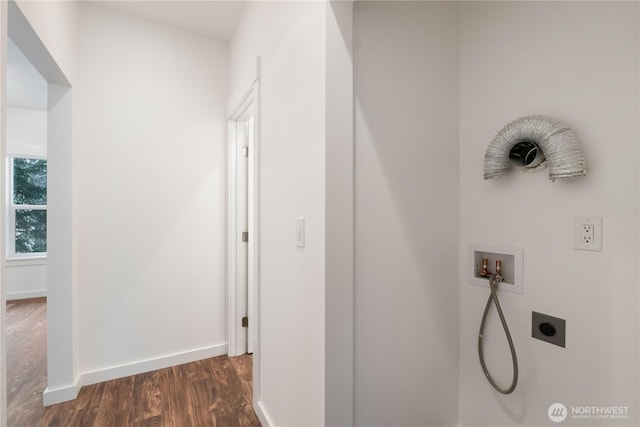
[228,82,258,357]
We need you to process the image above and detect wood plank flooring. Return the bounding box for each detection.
[7,297,48,427]
[7,298,261,427]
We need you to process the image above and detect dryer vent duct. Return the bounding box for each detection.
[484,115,586,182]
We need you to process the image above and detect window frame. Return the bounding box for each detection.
[7,154,48,260]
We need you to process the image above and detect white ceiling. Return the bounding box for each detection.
[92,0,246,41]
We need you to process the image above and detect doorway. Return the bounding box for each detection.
[1,1,75,422]
[5,34,49,425]
[228,78,265,423]
[228,82,258,358]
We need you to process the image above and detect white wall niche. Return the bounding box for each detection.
[468,245,523,294]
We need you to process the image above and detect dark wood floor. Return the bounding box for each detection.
[7,298,261,427]
[7,297,48,427]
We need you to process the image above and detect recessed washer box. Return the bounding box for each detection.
[468,245,524,294]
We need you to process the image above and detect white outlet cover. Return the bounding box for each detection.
[574,217,603,251]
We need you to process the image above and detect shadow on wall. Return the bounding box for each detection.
[353,2,459,425]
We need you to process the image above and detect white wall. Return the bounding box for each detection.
[353,2,460,425]
[229,2,330,425]
[5,106,47,300]
[5,261,46,299]
[6,107,46,156]
[325,2,354,425]
[228,1,310,111]
[14,0,77,84]
[353,2,639,426]
[75,3,229,379]
[7,37,48,110]
[459,2,639,426]
[46,81,74,403]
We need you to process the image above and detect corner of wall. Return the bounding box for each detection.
[325,1,355,426]
[42,378,80,407]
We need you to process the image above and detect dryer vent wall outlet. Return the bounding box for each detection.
[532,311,566,348]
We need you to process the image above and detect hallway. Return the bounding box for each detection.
[7,298,260,426]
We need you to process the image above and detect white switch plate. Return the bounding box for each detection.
[296,217,305,247]
[574,217,602,251]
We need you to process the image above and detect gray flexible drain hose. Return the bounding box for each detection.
[478,274,518,394]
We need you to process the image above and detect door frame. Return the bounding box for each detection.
[3,0,75,412]
[227,79,260,358]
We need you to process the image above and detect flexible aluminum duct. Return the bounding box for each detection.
[484,115,586,181]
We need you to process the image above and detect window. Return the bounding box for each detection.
[8,157,47,258]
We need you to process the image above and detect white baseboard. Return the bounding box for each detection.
[43,380,81,406]
[255,400,275,427]
[6,289,46,300]
[80,343,228,387]
[43,344,228,407]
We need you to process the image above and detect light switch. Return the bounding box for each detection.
[296,217,305,247]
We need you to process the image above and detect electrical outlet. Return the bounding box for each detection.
[532,311,566,348]
[574,217,602,251]
[582,224,594,244]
